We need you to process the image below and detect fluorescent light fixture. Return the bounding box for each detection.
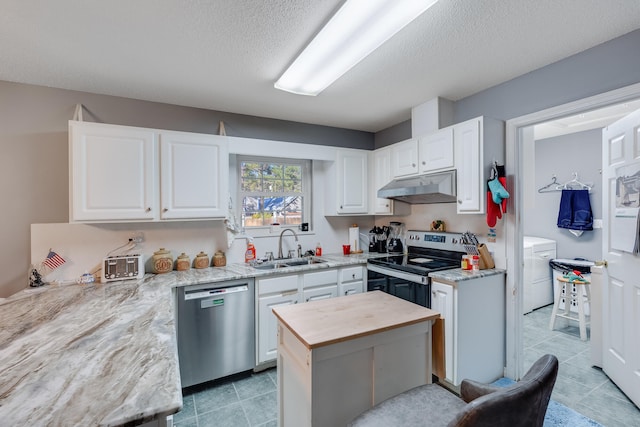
[274,0,438,96]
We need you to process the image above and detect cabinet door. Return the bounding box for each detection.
[258,291,299,363]
[419,128,454,173]
[303,285,338,302]
[391,139,419,178]
[160,132,228,219]
[431,281,455,384]
[454,118,482,213]
[69,121,157,221]
[372,148,393,214]
[340,281,363,296]
[336,150,368,214]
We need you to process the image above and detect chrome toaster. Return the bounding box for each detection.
[102,254,144,282]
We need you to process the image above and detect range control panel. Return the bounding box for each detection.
[406,230,466,251]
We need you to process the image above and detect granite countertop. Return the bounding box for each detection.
[429,267,506,285]
[0,253,374,425]
[169,252,379,288]
[0,276,182,426]
[272,290,440,349]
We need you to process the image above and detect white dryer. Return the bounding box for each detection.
[523,236,557,314]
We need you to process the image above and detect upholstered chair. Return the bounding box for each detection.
[349,354,559,427]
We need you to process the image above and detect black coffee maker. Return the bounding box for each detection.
[386,221,405,254]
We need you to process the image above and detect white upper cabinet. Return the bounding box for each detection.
[372,147,393,214]
[326,149,369,215]
[391,138,419,178]
[69,121,228,222]
[418,127,454,173]
[69,121,158,221]
[454,118,482,213]
[160,131,228,219]
[453,116,504,215]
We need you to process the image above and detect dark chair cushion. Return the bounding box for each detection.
[349,354,559,427]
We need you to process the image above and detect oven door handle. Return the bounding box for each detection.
[367,264,428,285]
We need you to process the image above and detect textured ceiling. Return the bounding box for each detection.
[1,0,640,132]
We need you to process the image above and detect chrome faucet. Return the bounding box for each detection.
[278,228,300,259]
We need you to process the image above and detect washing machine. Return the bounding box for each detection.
[523,236,556,314]
[550,258,594,316]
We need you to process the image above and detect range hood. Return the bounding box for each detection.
[377,170,457,204]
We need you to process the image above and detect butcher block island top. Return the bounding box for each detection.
[273,290,440,349]
[273,291,440,427]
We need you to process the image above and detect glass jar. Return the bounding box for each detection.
[194,251,209,269]
[213,250,226,267]
[153,248,173,274]
[176,253,191,271]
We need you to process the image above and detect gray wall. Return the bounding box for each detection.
[454,29,640,123]
[524,129,602,261]
[374,28,640,147]
[0,81,372,297]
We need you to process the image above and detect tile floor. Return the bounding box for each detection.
[524,304,640,427]
[173,304,640,427]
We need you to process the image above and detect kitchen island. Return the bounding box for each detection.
[273,291,440,427]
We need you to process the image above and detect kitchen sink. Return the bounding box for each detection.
[252,257,326,270]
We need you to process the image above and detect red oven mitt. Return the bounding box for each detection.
[486,189,502,227]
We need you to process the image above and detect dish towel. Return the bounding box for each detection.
[557,189,593,237]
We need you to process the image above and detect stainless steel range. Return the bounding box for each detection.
[367,231,466,307]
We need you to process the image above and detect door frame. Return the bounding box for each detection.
[504,82,640,379]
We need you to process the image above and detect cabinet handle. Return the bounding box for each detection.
[163,208,169,212]
[385,203,389,207]
[412,163,416,167]
[422,161,426,165]
[457,200,462,204]
[352,274,356,279]
[146,207,151,212]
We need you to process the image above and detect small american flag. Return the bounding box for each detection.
[43,250,66,270]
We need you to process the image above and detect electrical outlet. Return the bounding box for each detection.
[130,231,144,243]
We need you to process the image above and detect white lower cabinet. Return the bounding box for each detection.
[431,272,505,386]
[303,269,338,302]
[338,266,365,296]
[256,266,365,366]
[257,274,300,365]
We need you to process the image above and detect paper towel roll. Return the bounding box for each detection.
[349,225,359,252]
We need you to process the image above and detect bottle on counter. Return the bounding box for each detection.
[176,253,191,271]
[153,248,173,274]
[245,240,256,263]
[194,251,209,269]
[471,255,480,271]
[315,242,322,256]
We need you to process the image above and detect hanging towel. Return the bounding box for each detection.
[557,189,593,235]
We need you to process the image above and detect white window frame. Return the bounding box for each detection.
[237,155,312,231]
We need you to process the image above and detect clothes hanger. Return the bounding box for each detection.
[562,172,592,191]
[538,175,561,193]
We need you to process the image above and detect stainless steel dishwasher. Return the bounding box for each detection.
[176,278,255,388]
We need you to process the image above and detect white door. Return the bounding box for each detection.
[602,108,640,407]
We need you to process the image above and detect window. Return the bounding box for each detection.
[238,156,311,229]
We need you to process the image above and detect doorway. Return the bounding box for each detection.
[505,81,640,379]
